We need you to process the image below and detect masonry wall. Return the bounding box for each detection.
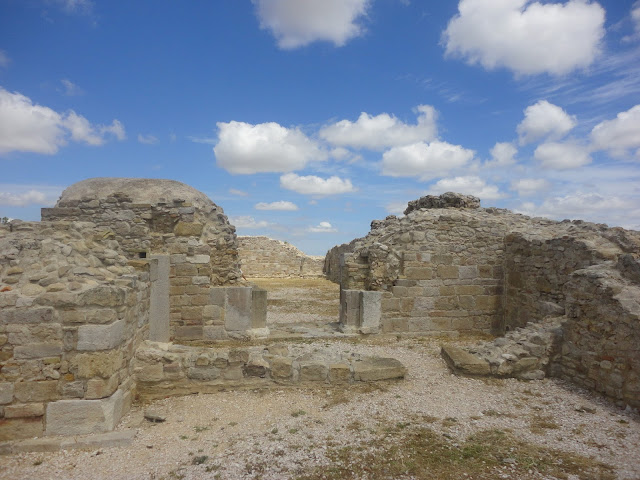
[324,238,359,284]
[238,236,323,278]
[553,263,640,409]
[41,182,246,342]
[0,221,151,440]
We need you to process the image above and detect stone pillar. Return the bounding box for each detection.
[339,289,361,333]
[251,288,267,329]
[149,255,170,342]
[360,291,382,334]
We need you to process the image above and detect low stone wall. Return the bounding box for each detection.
[238,236,323,278]
[133,341,407,401]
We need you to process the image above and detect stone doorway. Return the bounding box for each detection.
[247,277,345,339]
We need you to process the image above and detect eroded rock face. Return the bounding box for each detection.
[403,192,481,215]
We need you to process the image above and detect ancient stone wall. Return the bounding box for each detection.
[323,237,359,284]
[0,221,150,440]
[554,261,640,409]
[238,236,323,278]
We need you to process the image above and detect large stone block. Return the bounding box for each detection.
[45,389,125,436]
[174,221,203,236]
[76,350,123,379]
[352,357,407,382]
[359,291,381,334]
[339,289,361,332]
[174,325,203,340]
[78,286,125,307]
[0,417,44,442]
[0,383,13,405]
[269,356,293,380]
[86,374,120,399]
[14,381,58,403]
[440,345,491,376]
[4,403,45,418]
[225,287,252,331]
[251,288,267,329]
[13,343,63,359]
[77,320,125,351]
[0,307,54,325]
[298,361,328,382]
[329,363,351,383]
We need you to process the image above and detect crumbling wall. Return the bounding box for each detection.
[324,237,360,284]
[554,261,640,409]
[238,236,323,278]
[0,221,150,440]
[41,178,250,342]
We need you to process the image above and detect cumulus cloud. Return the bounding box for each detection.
[319,105,437,150]
[229,188,248,196]
[442,0,605,76]
[255,201,299,211]
[137,133,158,145]
[0,190,46,207]
[534,142,592,169]
[429,175,505,200]
[486,142,517,167]
[0,87,125,155]
[280,173,355,196]
[590,104,640,158]
[0,184,63,207]
[253,0,370,49]
[510,178,551,196]
[385,201,409,216]
[229,216,271,229]
[381,141,475,180]
[214,121,325,174]
[517,100,576,145]
[516,192,640,229]
[308,221,337,233]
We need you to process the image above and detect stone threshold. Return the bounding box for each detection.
[0,430,136,455]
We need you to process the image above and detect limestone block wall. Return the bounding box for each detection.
[0,221,151,440]
[324,237,359,284]
[238,236,323,278]
[41,178,248,342]
[554,263,640,409]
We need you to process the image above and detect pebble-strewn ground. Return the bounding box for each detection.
[1,279,638,480]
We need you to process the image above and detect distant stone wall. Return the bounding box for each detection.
[238,236,323,278]
[0,221,150,441]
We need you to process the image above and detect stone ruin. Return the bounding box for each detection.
[0,178,405,445]
[1,179,638,447]
[238,236,324,278]
[326,193,640,410]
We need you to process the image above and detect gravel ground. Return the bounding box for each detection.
[1,280,639,480]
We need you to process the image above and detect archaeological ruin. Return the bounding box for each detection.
[0,178,638,450]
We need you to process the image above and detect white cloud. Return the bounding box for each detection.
[516,192,640,229]
[280,173,355,196]
[0,87,124,154]
[429,175,505,200]
[319,105,437,150]
[137,133,158,145]
[385,201,407,216]
[0,184,63,207]
[255,201,299,211]
[510,178,551,196]
[442,0,605,76]
[381,141,475,180]
[534,142,592,169]
[623,2,640,42]
[56,0,94,15]
[229,216,271,229]
[517,100,576,145]
[590,104,640,158]
[214,121,325,174]
[229,188,248,196]
[253,0,370,49]
[486,142,517,167]
[60,79,83,96]
[0,50,10,68]
[0,190,46,206]
[308,221,337,233]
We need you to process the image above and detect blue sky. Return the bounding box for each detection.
[1,0,639,255]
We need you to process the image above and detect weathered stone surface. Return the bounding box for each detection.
[45,390,124,436]
[352,357,407,381]
[77,321,125,351]
[0,417,44,442]
[441,345,491,376]
[269,356,293,379]
[14,381,58,403]
[76,351,123,379]
[404,192,481,214]
[0,383,14,405]
[13,343,63,359]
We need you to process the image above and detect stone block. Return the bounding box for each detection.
[174,326,203,340]
[4,403,45,418]
[203,326,228,340]
[14,343,63,359]
[78,287,125,307]
[359,291,382,334]
[14,381,58,403]
[0,307,54,325]
[174,264,197,276]
[251,288,267,329]
[192,276,209,285]
[225,287,252,332]
[437,265,459,279]
[45,389,124,436]
[77,321,125,351]
[441,345,490,376]
[352,357,407,382]
[458,266,478,279]
[0,383,13,405]
[203,305,223,321]
[405,267,433,280]
[181,306,203,321]
[340,289,361,332]
[60,430,136,450]
[135,364,164,382]
[269,356,293,380]
[299,361,328,382]
[0,417,44,442]
[84,309,118,324]
[174,221,203,236]
[86,374,119,399]
[209,287,226,306]
[476,295,500,311]
[187,255,210,264]
[76,350,123,379]
[329,363,351,383]
[187,367,220,381]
